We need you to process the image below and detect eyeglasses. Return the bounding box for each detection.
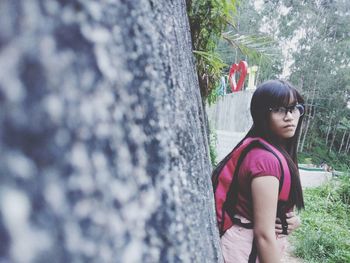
[269,104,305,118]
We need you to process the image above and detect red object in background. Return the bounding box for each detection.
[229,60,248,92]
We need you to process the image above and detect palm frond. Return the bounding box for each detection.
[193,50,228,70]
[222,31,279,63]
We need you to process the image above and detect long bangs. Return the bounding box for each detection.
[263,80,298,108]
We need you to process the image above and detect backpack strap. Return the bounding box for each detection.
[256,139,291,235]
[252,137,291,201]
[220,137,291,235]
[222,140,263,232]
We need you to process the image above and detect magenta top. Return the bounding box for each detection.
[214,137,292,235]
[234,147,291,221]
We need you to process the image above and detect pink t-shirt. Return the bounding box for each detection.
[233,147,284,221]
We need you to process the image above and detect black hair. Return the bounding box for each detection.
[246,79,304,210]
[213,79,304,210]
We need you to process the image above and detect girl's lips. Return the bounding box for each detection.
[283,125,295,129]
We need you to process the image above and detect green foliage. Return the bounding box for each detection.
[209,123,218,167]
[193,50,228,105]
[187,0,280,100]
[290,177,350,262]
[216,0,284,83]
[221,32,278,63]
[242,0,350,171]
[187,0,238,98]
[283,0,350,169]
[206,82,221,106]
[338,175,350,205]
[298,142,350,172]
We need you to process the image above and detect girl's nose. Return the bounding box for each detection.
[284,110,294,120]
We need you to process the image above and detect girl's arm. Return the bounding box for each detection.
[252,176,281,263]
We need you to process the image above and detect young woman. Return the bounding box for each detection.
[214,79,305,262]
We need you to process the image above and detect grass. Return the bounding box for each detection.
[290,176,350,262]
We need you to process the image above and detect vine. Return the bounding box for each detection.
[186,0,238,99]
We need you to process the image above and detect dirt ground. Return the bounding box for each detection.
[281,240,304,263]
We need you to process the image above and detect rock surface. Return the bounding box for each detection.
[0,1,222,262]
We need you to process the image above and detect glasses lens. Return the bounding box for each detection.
[269,104,304,117]
[296,104,304,116]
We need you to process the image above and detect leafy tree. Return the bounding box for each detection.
[238,0,350,169]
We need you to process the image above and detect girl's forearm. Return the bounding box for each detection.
[255,233,281,263]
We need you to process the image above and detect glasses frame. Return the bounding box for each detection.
[269,104,305,118]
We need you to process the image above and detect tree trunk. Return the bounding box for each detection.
[297,124,303,152]
[0,1,221,262]
[300,79,316,152]
[300,107,311,152]
[329,122,338,153]
[338,129,347,153]
[297,75,304,152]
[306,107,316,151]
[345,131,350,154]
[326,116,333,146]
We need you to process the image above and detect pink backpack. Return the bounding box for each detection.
[212,137,291,236]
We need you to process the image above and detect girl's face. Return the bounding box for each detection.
[268,96,303,140]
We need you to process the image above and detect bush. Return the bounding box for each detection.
[290,177,350,262]
[337,175,350,205]
[298,148,350,173]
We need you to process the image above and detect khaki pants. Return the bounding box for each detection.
[221,223,287,263]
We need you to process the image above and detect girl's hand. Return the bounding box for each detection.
[275,211,301,235]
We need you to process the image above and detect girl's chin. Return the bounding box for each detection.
[275,130,296,140]
[281,131,296,139]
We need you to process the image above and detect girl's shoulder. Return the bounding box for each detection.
[246,147,279,161]
[241,147,282,179]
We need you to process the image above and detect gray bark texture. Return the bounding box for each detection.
[0,1,222,262]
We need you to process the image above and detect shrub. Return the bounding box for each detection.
[290,178,350,262]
